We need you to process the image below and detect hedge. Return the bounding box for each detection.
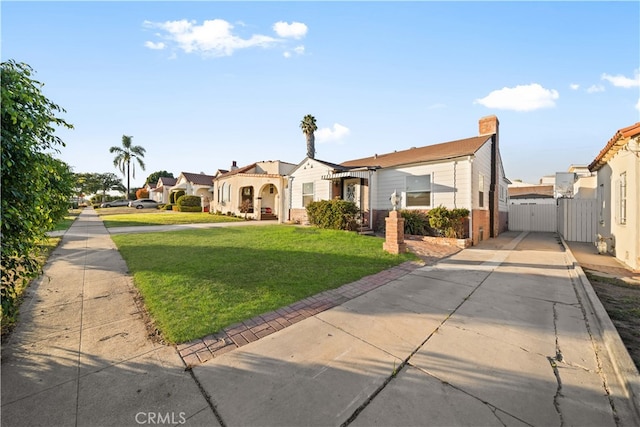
[306,199,360,230]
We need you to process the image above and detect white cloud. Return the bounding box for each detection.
[273,21,308,39]
[474,83,559,112]
[601,69,640,88]
[143,19,278,57]
[316,123,350,143]
[586,84,605,93]
[144,41,165,50]
[283,45,305,58]
[569,83,580,90]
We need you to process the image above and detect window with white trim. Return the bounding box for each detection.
[302,182,314,207]
[619,172,627,225]
[405,175,431,207]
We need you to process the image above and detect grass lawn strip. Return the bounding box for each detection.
[112,225,416,343]
[98,210,243,228]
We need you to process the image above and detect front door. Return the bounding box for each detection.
[343,178,360,207]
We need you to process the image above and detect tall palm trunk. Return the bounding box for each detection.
[306,134,315,159]
[126,159,131,199]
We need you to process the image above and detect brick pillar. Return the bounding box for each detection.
[383,210,406,254]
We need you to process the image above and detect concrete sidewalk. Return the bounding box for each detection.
[2,208,220,426]
[3,208,640,426]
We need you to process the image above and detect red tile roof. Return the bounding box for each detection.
[340,135,491,168]
[589,122,640,171]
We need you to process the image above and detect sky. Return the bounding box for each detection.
[3,1,639,188]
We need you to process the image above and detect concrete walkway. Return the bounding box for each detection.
[2,208,639,426]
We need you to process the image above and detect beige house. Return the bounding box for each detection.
[211,161,296,221]
[589,122,640,271]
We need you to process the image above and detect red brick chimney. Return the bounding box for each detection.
[478,115,501,238]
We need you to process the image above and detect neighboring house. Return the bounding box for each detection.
[212,160,296,221]
[150,176,177,203]
[143,182,156,198]
[287,158,359,225]
[289,116,510,245]
[509,185,555,205]
[588,122,640,271]
[170,172,215,207]
[568,165,597,199]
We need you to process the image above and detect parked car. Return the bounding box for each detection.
[100,199,131,208]
[128,199,159,209]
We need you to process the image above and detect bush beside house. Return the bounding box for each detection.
[175,195,202,212]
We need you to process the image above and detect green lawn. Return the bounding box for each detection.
[51,209,82,231]
[98,211,244,228]
[112,225,417,343]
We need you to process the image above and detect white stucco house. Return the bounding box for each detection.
[149,176,177,203]
[589,122,640,271]
[169,172,215,208]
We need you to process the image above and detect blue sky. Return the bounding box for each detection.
[3,1,639,187]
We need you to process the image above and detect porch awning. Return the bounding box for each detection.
[170,183,187,191]
[321,171,371,180]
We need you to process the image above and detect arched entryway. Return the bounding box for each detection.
[258,183,279,220]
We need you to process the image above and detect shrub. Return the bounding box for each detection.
[306,199,360,231]
[427,205,470,238]
[170,190,185,204]
[400,210,430,235]
[175,195,201,212]
[136,188,149,199]
[448,208,470,238]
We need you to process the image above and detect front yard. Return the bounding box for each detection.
[96,208,244,227]
[111,225,417,343]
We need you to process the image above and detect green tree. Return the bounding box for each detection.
[300,114,317,159]
[1,60,75,319]
[74,172,102,198]
[145,170,174,186]
[109,135,146,199]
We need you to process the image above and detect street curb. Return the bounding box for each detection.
[561,236,640,421]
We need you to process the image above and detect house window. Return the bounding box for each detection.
[619,172,627,225]
[241,186,254,213]
[479,174,485,208]
[598,184,605,225]
[302,182,314,207]
[405,175,431,207]
[269,184,275,194]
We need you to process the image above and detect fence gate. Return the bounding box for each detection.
[508,204,557,232]
[557,199,598,243]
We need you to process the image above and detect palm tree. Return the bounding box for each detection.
[109,135,146,199]
[300,114,317,159]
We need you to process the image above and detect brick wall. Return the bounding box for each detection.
[472,209,490,246]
